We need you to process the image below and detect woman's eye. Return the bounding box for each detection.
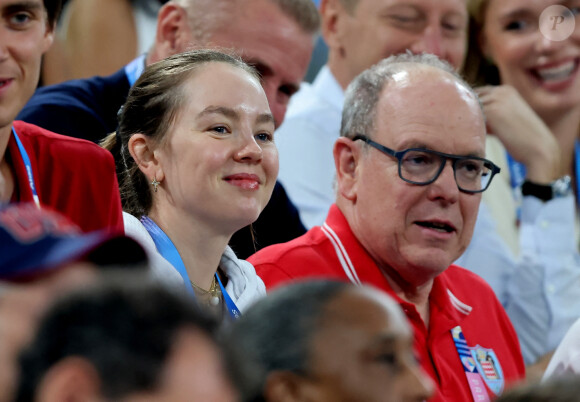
[255,132,273,142]
[210,126,229,134]
[504,20,528,31]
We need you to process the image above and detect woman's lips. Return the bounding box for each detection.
[529,58,580,91]
[224,173,261,190]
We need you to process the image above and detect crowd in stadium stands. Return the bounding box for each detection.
[2,0,580,401]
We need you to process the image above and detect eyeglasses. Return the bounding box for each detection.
[353,135,500,193]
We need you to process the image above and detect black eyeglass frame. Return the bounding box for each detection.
[353,134,501,194]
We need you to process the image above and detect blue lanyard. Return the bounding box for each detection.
[215,271,241,319]
[140,216,241,319]
[575,141,580,204]
[506,153,526,191]
[124,54,146,87]
[12,127,40,208]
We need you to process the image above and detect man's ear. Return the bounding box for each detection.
[154,3,193,59]
[334,137,360,202]
[320,0,343,50]
[263,371,315,402]
[36,357,101,402]
[128,134,164,184]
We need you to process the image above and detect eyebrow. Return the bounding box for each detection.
[498,8,533,23]
[198,106,275,126]
[256,112,275,126]
[398,141,485,158]
[3,0,43,14]
[497,0,570,23]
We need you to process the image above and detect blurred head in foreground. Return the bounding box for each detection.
[226,280,434,402]
[15,281,238,402]
[0,202,148,402]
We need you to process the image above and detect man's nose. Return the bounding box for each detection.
[410,25,444,60]
[428,161,460,202]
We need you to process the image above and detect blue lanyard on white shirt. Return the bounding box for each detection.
[12,127,40,208]
[124,54,146,87]
[140,215,241,319]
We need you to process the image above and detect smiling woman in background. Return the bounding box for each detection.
[105,49,277,318]
[461,0,580,367]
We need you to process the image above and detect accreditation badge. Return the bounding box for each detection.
[470,346,504,395]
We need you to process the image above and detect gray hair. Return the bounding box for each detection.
[341,53,481,140]
[176,0,321,43]
[224,280,350,402]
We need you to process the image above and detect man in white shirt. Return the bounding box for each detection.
[276,0,468,228]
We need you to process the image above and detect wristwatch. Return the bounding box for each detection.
[521,175,572,201]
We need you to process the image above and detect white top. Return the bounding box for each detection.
[123,212,266,313]
[543,317,580,379]
[275,65,344,229]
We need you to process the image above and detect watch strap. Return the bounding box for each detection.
[521,176,572,201]
[521,181,553,201]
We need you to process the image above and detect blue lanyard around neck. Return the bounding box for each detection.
[124,54,146,87]
[12,127,40,208]
[140,215,241,319]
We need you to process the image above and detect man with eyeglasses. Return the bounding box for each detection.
[249,54,525,401]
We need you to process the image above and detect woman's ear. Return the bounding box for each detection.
[128,134,164,183]
[333,137,360,202]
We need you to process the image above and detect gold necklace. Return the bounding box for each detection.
[190,275,222,306]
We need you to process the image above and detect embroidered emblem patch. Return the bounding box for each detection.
[470,346,504,395]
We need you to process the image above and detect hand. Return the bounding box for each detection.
[476,85,562,183]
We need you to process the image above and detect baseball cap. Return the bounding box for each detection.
[0,203,148,282]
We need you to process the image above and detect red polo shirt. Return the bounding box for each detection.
[8,121,123,234]
[250,204,525,401]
